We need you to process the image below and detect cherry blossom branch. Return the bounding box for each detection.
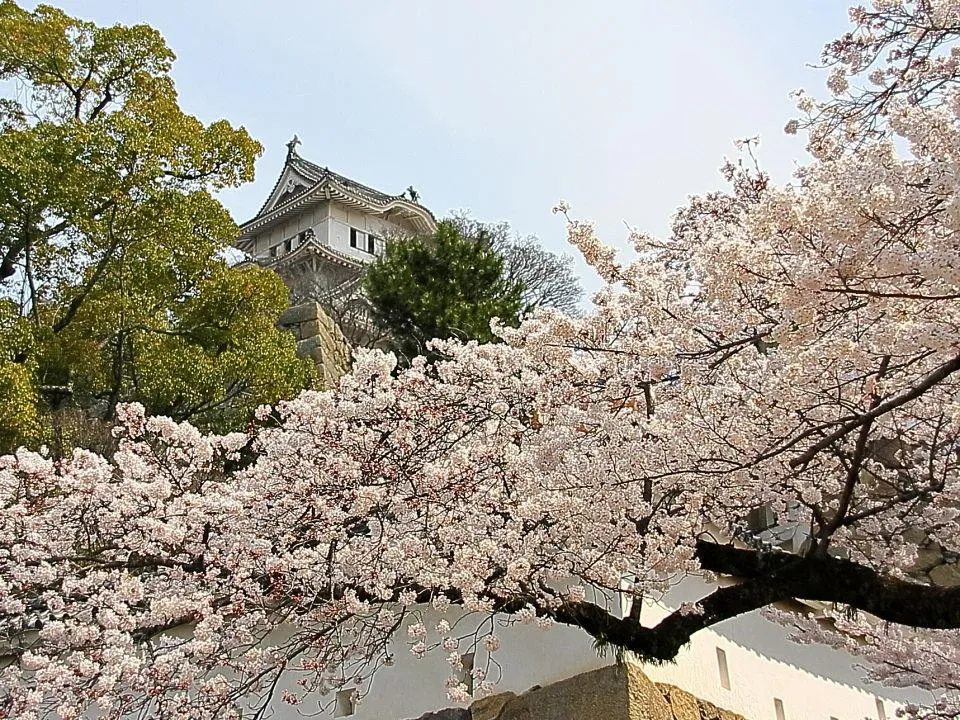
[788,353,960,468]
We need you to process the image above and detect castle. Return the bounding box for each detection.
[234,137,436,314]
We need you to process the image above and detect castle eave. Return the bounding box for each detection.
[262,238,364,272]
[236,177,436,249]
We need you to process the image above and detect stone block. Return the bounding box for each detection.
[626,664,677,720]
[296,336,323,357]
[468,664,675,720]
[277,299,352,391]
[902,527,927,545]
[300,318,324,339]
[657,684,703,720]
[317,361,349,390]
[911,545,944,574]
[279,302,322,326]
[471,692,517,720]
[314,326,340,351]
[411,709,471,720]
[929,562,960,587]
[697,699,722,720]
[695,699,746,720]
[718,711,746,720]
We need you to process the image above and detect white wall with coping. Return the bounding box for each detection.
[268,583,931,720]
[59,575,933,720]
[637,575,932,720]
[327,204,412,262]
[63,610,603,719]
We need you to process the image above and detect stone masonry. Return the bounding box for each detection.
[278,302,352,389]
[409,664,749,720]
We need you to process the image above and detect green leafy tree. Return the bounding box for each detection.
[0,2,313,450]
[364,219,526,361]
[0,300,41,448]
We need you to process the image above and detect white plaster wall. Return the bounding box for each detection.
[249,202,418,263]
[250,202,331,258]
[328,203,414,262]
[260,580,933,720]
[66,610,602,720]
[636,575,932,720]
[63,574,934,720]
[353,609,607,720]
[256,607,609,720]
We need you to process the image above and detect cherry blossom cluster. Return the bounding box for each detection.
[3,1,960,718]
[0,342,707,718]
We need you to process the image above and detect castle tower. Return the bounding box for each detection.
[234,137,437,309]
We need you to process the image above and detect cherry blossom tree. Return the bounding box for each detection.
[4,1,960,718]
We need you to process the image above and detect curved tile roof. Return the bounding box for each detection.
[241,144,436,230]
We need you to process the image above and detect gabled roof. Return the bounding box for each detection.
[267,237,364,272]
[232,237,365,274]
[235,139,437,251]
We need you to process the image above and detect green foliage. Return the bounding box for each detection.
[0,300,40,448]
[47,262,313,429]
[364,219,526,362]
[0,2,312,450]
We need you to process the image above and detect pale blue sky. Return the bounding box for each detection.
[31,1,849,292]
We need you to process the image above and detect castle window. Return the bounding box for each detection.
[716,647,730,690]
[334,688,356,717]
[283,237,292,253]
[268,244,279,258]
[774,698,786,720]
[350,227,376,254]
[298,230,308,244]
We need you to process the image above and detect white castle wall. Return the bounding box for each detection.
[327,203,411,262]
[255,606,609,720]
[261,584,932,720]
[61,574,935,720]
[249,201,415,265]
[250,201,331,257]
[637,575,931,720]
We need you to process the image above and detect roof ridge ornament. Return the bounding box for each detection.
[286,134,301,158]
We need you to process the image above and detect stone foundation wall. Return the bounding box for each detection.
[903,525,960,586]
[411,664,749,720]
[278,302,351,389]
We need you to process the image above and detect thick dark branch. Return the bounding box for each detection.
[823,286,960,301]
[694,539,960,628]
[542,540,960,663]
[12,540,960,672]
[1,234,28,279]
[545,571,790,662]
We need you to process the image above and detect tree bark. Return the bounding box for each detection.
[538,540,960,662]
